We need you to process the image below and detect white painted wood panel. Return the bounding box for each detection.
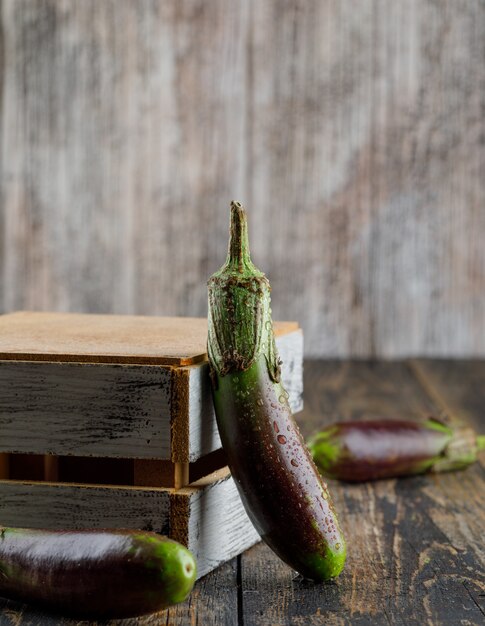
[0,480,171,534]
[183,473,260,579]
[0,362,172,458]
[174,468,260,578]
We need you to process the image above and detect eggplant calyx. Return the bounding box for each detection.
[432,426,480,472]
[207,202,281,382]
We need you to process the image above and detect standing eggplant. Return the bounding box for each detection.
[208,202,346,581]
[307,418,485,482]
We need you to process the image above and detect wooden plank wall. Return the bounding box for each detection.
[1,0,484,358]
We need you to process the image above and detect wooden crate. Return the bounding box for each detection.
[0,312,303,578]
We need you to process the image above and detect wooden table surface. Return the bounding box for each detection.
[1,360,484,626]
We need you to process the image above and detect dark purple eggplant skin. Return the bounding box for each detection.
[208,203,345,581]
[213,356,346,580]
[0,528,196,618]
[307,419,482,482]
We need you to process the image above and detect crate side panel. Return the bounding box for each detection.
[0,481,171,534]
[0,362,171,458]
[187,330,304,461]
[279,329,304,413]
[186,474,260,579]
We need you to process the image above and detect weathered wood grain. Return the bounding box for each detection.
[0,360,173,458]
[172,468,260,580]
[1,1,484,358]
[298,360,438,439]
[247,0,485,359]
[0,320,302,461]
[163,558,239,626]
[0,0,249,318]
[409,359,485,436]
[0,360,484,625]
[0,481,171,534]
[0,312,298,365]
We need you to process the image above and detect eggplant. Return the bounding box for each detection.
[0,527,196,618]
[307,418,485,482]
[207,202,346,581]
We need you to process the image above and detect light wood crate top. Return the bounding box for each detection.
[0,312,299,365]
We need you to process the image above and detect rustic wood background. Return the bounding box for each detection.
[1,0,484,357]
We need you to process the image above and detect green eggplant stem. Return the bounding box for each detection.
[227,201,252,270]
[208,202,278,381]
[208,202,346,582]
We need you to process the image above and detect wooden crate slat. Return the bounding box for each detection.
[279,330,304,413]
[172,469,260,579]
[0,481,171,534]
[0,312,208,366]
[0,312,298,365]
[0,361,172,458]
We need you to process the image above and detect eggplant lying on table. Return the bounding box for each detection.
[0,527,196,618]
[307,417,485,482]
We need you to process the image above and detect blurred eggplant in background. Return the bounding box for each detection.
[307,418,485,482]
